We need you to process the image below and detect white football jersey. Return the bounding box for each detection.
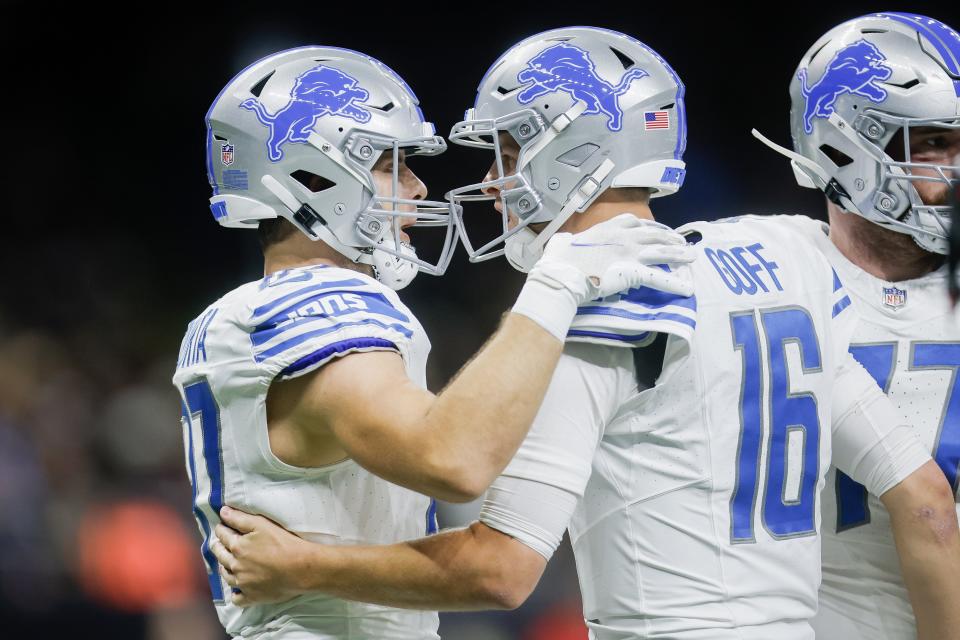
[172,264,439,640]
[783,216,960,640]
[481,215,929,640]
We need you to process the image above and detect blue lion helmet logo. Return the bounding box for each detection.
[516,43,648,132]
[798,39,892,135]
[240,65,372,162]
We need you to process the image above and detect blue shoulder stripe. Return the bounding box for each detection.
[576,305,697,329]
[279,338,396,377]
[255,318,413,363]
[620,285,697,312]
[567,329,653,343]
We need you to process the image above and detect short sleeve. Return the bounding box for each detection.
[247,270,413,380]
[480,342,634,558]
[831,352,932,496]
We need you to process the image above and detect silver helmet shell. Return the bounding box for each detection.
[785,13,960,255]
[205,46,457,288]
[447,27,687,268]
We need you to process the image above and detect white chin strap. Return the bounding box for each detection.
[504,158,616,273]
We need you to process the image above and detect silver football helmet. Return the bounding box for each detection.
[447,27,688,271]
[754,12,960,254]
[205,46,457,289]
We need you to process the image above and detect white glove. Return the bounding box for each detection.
[512,214,696,341]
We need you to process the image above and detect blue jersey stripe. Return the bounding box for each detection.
[425,499,439,535]
[832,269,842,293]
[567,329,653,342]
[252,313,412,348]
[576,305,697,329]
[251,279,369,318]
[832,295,852,318]
[620,286,697,311]
[255,318,413,362]
[279,338,397,377]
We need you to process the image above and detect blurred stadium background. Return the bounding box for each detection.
[1,2,955,638]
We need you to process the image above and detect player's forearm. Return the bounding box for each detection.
[421,313,564,499]
[299,523,538,611]
[883,463,960,640]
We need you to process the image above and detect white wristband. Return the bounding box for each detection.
[511,275,579,342]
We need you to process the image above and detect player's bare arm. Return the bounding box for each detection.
[214,341,625,608]
[267,314,559,502]
[268,214,694,503]
[830,353,960,639]
[881,461,960,640]
[213,510,543,610]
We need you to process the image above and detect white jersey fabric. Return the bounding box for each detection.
[480,215,931,640]
[173,264,439,640]
[780,215,960,640]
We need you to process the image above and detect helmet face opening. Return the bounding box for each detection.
[205,46,459,288]
[784,13,960,254]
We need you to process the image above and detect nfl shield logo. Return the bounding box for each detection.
[221,143,235,166]
[882,286,907,310]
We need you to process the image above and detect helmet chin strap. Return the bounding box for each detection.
[505,158,616,271]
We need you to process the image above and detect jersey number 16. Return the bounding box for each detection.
[729,307,823,543]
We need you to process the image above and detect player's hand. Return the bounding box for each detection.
[511,214,695,341]
[211,505,313,607]
[534,214,696,302]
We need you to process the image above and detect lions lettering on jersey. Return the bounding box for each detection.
[247,266,414,379]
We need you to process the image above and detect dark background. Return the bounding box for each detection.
[1,2,955,639]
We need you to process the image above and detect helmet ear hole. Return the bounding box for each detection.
[818,144,854,168]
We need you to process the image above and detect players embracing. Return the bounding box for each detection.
[207,22,960,640]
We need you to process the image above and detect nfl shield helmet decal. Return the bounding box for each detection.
[221,143,235,166]
[882,286,907,309]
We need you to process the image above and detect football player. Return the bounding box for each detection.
[751,12,960,639]
[210,29,960,640]
[175,46,695,640]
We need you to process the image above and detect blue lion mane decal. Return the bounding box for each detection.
[798,39,892,134]
[240,65,372,162]
[516,43,648,132]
